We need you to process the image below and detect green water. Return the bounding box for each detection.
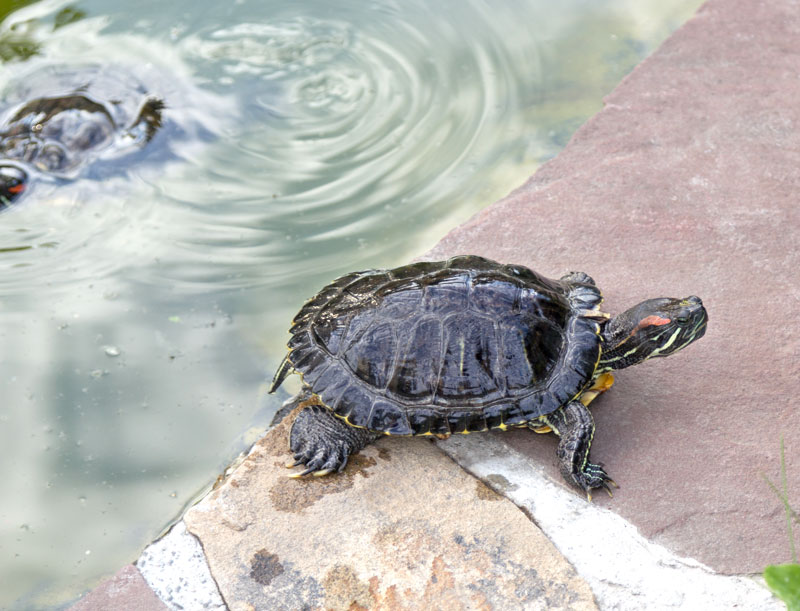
[0,0,702,607]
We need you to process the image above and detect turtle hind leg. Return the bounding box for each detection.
[539,401,617,501]
[288,405,380,477]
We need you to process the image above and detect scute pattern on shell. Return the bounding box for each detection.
[286,255,603,436]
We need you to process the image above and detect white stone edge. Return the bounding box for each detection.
[136,520,227,611]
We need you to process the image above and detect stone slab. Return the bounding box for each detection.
[425,0,800,574]
[68,564,168,611]
[183,412,598,610]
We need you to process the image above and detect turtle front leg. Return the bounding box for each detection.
[537,401,617,501]
[288,404,380,477]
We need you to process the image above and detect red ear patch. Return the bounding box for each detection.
[8,184,25,194]
[631,315,671,336]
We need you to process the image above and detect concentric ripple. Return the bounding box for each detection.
[159,2,546,300]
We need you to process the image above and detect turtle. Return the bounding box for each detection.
[269,255,708,499]
[0,64,165,208]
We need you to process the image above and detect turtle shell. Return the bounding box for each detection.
[0,64,163,178]
[285,255,604,436]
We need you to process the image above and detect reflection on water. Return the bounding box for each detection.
[0,0,702,607]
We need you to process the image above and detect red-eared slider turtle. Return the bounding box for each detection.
[270,255,708,499]
[0,65,164,208]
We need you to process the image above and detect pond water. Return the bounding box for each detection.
[0,0,702,607]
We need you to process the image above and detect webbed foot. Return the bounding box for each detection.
[288,404,379,477]
[127,97,165,145]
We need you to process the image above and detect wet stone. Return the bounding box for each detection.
[68,564,167,611]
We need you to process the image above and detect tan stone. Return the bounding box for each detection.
[184,412,597,610]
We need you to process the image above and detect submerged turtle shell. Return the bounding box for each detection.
[0,64,163,178]
[286,255,604,436]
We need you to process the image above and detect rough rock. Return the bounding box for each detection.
[425,0,800,575]
[183,411,597,610]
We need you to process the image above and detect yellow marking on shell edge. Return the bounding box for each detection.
[496,423,508,431]
[531,425,552,434]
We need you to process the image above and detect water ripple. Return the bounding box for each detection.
[166,2,541,293]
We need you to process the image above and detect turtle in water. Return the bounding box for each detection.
[0,64,164,209]
[269,255,708,499]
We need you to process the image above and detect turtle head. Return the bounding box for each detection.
[0,164,28,208]
[599,295,707,370]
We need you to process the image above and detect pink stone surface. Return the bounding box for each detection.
[427,0,799,574]
[68,564,167,611]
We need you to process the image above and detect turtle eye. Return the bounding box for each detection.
[675,314,691,326]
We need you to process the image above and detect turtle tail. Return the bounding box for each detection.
[269,355,294,393]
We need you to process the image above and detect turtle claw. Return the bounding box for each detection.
[583,479,616,502]
[289,462,339,478]
[575,461,617,501]
[289,464,336,478]
[585,482,617,502]
[286,405,380,479]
